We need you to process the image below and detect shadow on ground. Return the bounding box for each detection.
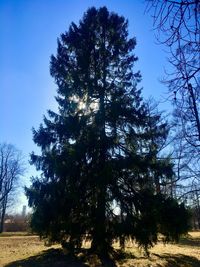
[115,252,200,267]
[4,247,200,267]
[4,248,89,267]
[153,253,200,267]
[178,235,200,247]
[4,248,117,267]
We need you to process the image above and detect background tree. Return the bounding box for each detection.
[0,143,24,233]
[146,0,200,218]
[146,0,200,146]
[26,7,190,257]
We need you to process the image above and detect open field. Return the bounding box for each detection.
[0,232,200,267]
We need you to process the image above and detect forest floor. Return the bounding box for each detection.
[0,231,200,267]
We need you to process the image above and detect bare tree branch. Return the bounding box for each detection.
[0,143,24,232]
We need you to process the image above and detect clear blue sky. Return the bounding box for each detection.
[0,0,169,212]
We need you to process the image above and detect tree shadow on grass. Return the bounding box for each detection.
[5,248,200,267]
[4,248,118,267]
[178,235,200,248]
[154,253,200,267]
[116,252,200,267]
[4,248,89,267]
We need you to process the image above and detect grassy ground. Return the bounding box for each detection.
[0,232,200,266]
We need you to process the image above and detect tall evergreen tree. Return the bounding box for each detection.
[26,7,189,256]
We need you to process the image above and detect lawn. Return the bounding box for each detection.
[0,232,200,266]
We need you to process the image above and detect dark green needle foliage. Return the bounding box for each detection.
[26,7,190,256]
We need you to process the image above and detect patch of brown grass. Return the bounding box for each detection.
[0,235,60,266]
[0,232,200,266]
[117,232,200,267]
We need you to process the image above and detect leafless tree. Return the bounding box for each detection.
[146,1,200,219]
[146,0,200,148]
[0,143,24,232]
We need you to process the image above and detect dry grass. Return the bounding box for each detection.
[0,235,60,266]
[0,232,200,266]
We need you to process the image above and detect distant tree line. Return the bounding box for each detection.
[3,212,30,232]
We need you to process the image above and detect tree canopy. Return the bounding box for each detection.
[26,7,190,256]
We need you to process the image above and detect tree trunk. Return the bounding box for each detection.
[0,202,6,233]
[188,84,200,143]
[91,26,111,255]
[195,190,200,229]
[91,192,109,255]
